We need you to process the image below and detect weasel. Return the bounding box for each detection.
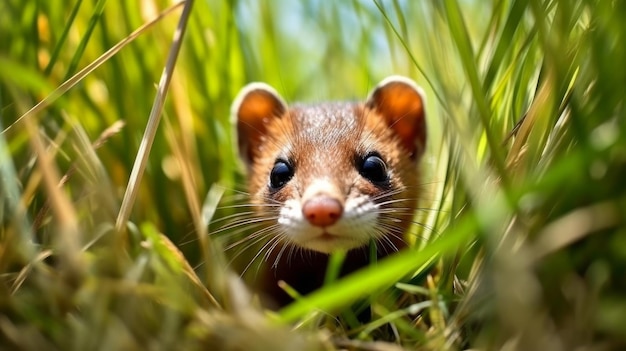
[231,76,427,307]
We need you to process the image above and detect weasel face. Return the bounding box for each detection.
[232,77,426,254]
[277,179,379,253]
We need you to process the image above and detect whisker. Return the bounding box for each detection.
[375,223,407,245]
[225,231,276,273]
[257,196,284,206]
[177,222,201,247]
[216,203,282,210]
[226,237,266,270]
[208,210,259,226]
[269,238,291,269]
[193,260,205,271]
[376,197,418,206]
[213,222,271,247]
[290,244,312,268]
[370,189,406,202]
[209,215,278,236]
[224,224,280,251]
[375,195,442,207]
[377,234,400,255]
[406,220,441,237]
[375,207,417,214]
[240,234,282,277]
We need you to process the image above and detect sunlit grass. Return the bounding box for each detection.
[1,0,625,349]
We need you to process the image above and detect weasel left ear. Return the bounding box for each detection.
[231,83,287,166]
[366,76,427,159]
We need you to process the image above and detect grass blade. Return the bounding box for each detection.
[115,0,194,232]
[1,1,184,135]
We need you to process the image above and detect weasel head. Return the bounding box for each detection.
[232,76,427,254]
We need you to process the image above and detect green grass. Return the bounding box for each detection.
[2,0,626,349]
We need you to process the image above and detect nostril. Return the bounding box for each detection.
[302,197,343,227]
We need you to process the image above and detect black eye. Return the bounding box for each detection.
[269,160,293,190]
[359,153,389,184]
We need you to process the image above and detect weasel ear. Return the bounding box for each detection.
[231,83,287,165]
[366,76,427,159]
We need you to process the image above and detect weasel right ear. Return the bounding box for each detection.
[231,83,287,165]
[366,76,427,160]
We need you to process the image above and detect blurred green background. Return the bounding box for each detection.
[2,0,626,350]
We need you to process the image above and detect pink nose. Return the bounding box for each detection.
[302,197,343,227]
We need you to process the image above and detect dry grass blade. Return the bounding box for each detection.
[10,250,53,294]
[0,1,185,135]
[163,114,222,308]
[158,231,221,308]
[115,0,194,233]
[531,202,620,262]
[32,120,125,231]
[22,107,81,276]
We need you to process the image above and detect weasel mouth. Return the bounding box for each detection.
[301,231,364,253]
[318,231,336,241]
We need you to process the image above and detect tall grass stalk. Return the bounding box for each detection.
[1,0,625,350]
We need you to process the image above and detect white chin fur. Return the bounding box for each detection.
[299,234,365,253]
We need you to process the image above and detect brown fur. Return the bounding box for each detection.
[233,77,426,307]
